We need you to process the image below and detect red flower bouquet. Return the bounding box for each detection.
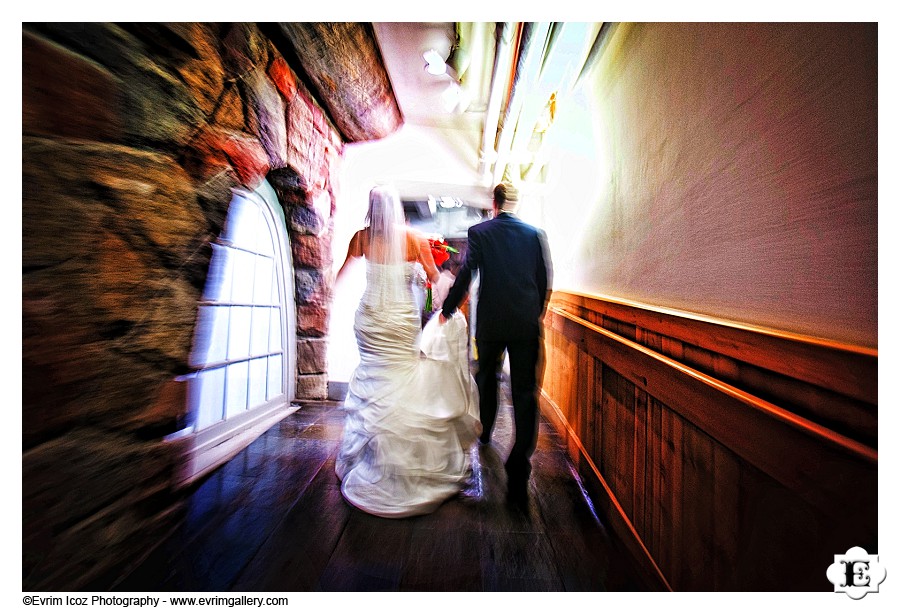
[428,237,458,267]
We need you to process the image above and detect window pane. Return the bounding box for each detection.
[223,194,259,251]
[269,307,282,352]
[230,249,256,304]
[250,307,270,357]
[254,256,274,305]
[270,264,281,305]
[248,357,267,409]
[228,306,252,360]
[267,354,283,400]
[191,306,230,367]
[256,214,275,256]
[225,361,249,418]
[202,243,233,303]
[191,367,225,430]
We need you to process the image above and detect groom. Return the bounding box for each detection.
[440,182,551,505]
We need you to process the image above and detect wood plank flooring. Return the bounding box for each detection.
[106,395,650,592]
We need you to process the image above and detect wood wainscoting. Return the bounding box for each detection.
[539,291,877,591]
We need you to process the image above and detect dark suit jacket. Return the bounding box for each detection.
[442,212,551,342]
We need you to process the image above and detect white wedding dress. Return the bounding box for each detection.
[335,261,481,518]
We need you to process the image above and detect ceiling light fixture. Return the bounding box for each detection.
[423,49,447,75]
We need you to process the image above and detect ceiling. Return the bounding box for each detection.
[370,22,500,207]
[362,22,607,214]
[372,22,494,130]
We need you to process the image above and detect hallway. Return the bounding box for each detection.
[102,395,649,592]
[21,22,878,594]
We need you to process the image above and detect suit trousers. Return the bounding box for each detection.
[475,337,542,487]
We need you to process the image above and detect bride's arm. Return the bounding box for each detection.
[411,231,439,283]
[335,230,365,283]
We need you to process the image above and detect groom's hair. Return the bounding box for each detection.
[493,183,519,211]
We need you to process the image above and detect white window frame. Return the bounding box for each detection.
[171,179,296,485]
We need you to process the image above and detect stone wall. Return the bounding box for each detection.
[22,22,399,590]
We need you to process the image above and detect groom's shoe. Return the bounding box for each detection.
[504,458,531,510]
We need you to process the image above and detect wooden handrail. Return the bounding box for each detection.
[549,290,877,406]
[545,306,876,512]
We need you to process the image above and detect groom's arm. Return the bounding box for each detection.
[440,229,480,321]
[536,229,551,315]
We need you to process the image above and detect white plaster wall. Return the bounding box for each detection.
[538,23,877,347]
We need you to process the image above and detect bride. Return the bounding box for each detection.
[333,185,481,518]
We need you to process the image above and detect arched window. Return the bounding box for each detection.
[173,179,296,482]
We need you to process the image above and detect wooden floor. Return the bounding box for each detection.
[106,394,650,592]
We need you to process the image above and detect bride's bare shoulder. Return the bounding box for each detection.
[349,228,368,257]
